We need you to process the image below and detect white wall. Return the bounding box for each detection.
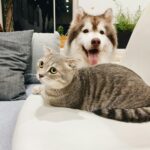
[78,0,150,16]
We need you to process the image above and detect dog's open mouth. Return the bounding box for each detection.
[82,46,100,65]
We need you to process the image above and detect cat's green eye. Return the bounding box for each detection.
[39,61,44,68]
[49,67,57,74]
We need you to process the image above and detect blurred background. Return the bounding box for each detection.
[0,0,150,48]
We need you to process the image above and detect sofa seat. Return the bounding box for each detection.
[12,94,150,150]
[0,100,24,150]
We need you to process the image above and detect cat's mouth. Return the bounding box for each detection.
[82,46,100,65]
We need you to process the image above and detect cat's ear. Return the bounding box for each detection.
[43,46,53,56]
[65,58,79,70]
[104,8,113,22]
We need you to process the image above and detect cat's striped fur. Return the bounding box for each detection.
[93,107,150,122]
[33,49,150,123]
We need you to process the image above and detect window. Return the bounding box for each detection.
[56,0,72,34]
[13,0,54,32]
[2,0,73,33]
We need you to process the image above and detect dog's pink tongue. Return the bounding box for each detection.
[88,54,98,65]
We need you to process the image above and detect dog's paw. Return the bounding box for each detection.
[32,85,42,95]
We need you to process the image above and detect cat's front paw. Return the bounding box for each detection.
[32,85,42,95]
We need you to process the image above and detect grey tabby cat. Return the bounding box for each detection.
[33,47,150,123]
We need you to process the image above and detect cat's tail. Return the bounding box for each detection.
[93,107,150,123]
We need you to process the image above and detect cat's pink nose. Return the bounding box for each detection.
[39,74,44,78]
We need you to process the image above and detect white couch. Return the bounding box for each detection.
[12,3,150,150]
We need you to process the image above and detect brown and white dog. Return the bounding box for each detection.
[63,8,118,68]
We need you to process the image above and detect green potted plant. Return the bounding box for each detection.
[113,0,141,48]
[57,25,68,48]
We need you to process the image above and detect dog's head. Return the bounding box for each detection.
[67,8,117,65]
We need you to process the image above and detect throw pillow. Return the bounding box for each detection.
[0,30,33,101]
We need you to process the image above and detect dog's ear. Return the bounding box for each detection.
[72,7,86,24]
[104,8,113,22]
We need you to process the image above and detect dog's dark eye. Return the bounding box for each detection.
[49,67,57,74]
[39,61,44,68]
[100,30,105,35]
[83,29,89,33]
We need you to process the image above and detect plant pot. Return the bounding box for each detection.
[117,30,132,48]
[60,35,68,48]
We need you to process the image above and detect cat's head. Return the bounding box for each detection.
[36,47,78,89]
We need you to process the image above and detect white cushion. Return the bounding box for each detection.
[122,3,150,85]
[12,95,150,150]
[25,32,60,84]
[31,32,60,74]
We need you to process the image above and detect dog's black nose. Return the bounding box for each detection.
[39,74,44,78]
[91,38,101,46]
